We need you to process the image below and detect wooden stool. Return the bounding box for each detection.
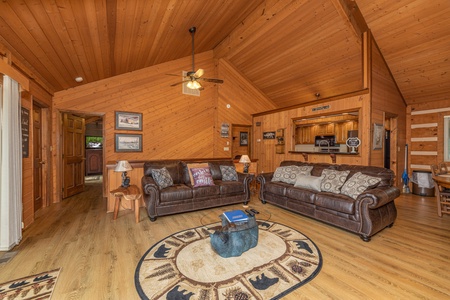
[110,185,142,223]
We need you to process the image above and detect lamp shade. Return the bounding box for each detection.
[187,80,201,89]
[115,160,132,172]
[239,155,251,164]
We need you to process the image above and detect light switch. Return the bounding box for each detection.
[224,147,229,151]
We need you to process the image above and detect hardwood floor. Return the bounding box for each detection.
[1,180,449,299]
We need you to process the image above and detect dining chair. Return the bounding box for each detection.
[431,164,450,217]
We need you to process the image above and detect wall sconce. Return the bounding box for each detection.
[115,160,132,187]
[239,155,251,173]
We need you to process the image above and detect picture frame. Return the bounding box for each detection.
[240,132,248,146]
[115,133,142,152]
[115,111,143,131]
[373,123,384,150]
[263,131,276,139]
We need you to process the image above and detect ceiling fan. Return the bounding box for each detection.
[167,27,224,90]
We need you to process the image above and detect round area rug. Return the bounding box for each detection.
[135,221,322,300]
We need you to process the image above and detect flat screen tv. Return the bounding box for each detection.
[86,136,103,149]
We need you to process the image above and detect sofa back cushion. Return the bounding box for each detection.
[181,160,234,183]
[279,160,395,187]
[144,160,183,184]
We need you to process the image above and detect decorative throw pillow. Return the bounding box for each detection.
[220,165,238,181]
[294,174,325,192]
[191,167,215,187]
[341,172,382,199]
[272,165,313,185]
[187,163,209,184]
[320,169,350,194]
[151,167,173,190]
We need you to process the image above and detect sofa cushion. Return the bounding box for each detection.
[265,182,289,196]
[218,181,245,194]
[208,161,234,180]
[294,174,325,191]
[220,165,238,181]
[144,160,182,184]
[286,186,317,204]
[151,167,174,189]
[192,185,220,198]
[191,167,215,187]
[315,193,355,215]
[272,165,313,184]
[320,169,350,194]
[160,184,193,202]
[340,172,382,199]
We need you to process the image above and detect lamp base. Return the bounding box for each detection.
[121,172,131,187]
[243,163,249,174]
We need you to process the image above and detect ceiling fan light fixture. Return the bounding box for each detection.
[187,80,201,90]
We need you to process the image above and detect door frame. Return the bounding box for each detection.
[55,110,105,201]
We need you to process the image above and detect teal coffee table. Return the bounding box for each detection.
[201,208,271,258]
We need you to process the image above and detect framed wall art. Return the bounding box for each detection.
[115,111,143,131]
[115,133,142,152]
[240,132,248,146]
[373,123,384,150]
[263,131,276,139]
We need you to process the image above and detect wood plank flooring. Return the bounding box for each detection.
[1,180,449,299]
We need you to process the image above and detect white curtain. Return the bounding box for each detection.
[0,75,23,251]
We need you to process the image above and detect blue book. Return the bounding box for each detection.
[222,210,249,223]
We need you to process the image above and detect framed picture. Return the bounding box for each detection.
[115,134,142,152]
[115,111,142,131]
[263,131,276,139]
[240,132,248,146]
[373,123,383,150]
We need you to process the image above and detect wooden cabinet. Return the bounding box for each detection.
[316,123,335,135]
[85,149,103,175]
[335,121,358,143]
[296,126,315,144]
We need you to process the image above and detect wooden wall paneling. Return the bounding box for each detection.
[370,36,406,186]
[252,94,368,172]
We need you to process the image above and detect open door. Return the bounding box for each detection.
[33,105,43,212]
[62,113,85,198]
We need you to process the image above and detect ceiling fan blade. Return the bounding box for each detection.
[170,81,188,87]
[166,73,182,77]
[199,78,224,84]
[194,69,204,78]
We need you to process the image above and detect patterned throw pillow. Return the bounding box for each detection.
[320,169,350,194]
[341,172,382,199]
[191,167,215,187]
[151,167,174,190]
[220,165,238,181]
[272,165,313,185]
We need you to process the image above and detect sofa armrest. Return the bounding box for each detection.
[359,186,401,209]
[256,172,274,185]
[142,176,158,194]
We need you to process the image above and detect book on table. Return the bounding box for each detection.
[222,209,249,223]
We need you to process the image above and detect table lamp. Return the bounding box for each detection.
[239,155,251,173]
[115,160,132,187]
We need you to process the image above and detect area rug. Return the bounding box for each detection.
[0,268,61,300]
[135,221,322,299]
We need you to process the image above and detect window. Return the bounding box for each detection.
[445,116,450,162]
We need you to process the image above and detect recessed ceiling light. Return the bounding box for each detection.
[75,77,83,82]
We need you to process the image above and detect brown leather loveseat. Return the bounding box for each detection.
[257,161,400,241]
[141,159,253,221]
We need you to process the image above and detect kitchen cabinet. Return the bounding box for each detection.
[335,121,358,143]
[296,126,314,144]
[316,123,335,135]
[86,149,103,175]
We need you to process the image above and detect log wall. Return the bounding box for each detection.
[408,100,450,172]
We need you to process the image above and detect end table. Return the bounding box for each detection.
[110,184,142,223]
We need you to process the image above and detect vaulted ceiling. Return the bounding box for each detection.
[0,0,448,108]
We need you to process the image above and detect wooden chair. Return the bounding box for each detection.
[431,164,450,217]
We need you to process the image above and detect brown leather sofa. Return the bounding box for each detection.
[257,161,400,241]
[141,159,253,221]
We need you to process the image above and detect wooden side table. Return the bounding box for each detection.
[110,184,142,223]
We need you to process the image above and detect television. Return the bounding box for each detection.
[86,136,103,149]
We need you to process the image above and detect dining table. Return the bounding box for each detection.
[432,174,450,189]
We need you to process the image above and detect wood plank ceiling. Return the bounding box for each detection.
[0,0,448,108]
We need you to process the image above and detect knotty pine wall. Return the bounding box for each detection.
[252,93,371,174]
[407,99,450,172]
[370,37,407,185]
[52,51,275,202]
[21,91,33,228]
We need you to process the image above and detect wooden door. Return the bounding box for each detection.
[63,113,85,198]
[33,106,43,212]
[231,125,252,159]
